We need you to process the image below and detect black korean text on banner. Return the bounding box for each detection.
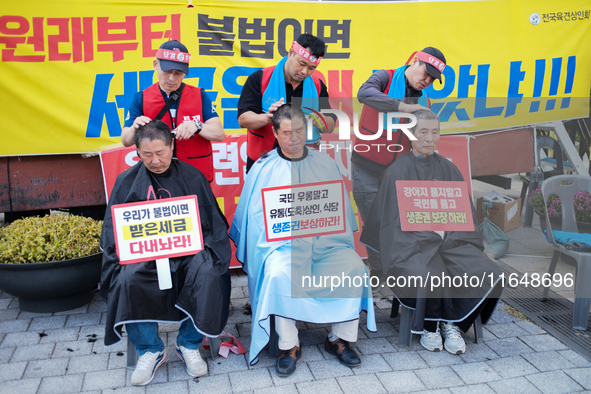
[111,195,204,264]
[261,180,346,242]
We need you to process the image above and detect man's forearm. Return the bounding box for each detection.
[121,126,136,147]
[358,96,401,113]
[357,70,401,113]
[198,118,225,142]
[122,115,152,146]
[238,111,271,130]
[322,115,336,134]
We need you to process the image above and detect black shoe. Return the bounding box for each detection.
[276,345,302,377]
[325,337,361,367]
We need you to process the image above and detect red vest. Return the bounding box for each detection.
[246,66,322,163]
[143,83,213,182]
[355,69,431,166]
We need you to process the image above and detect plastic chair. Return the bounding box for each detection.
[390,299,482,348]
[521,136,566,213]
[268,315,281,357]
[541,174,591,330]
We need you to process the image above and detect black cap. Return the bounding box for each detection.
[156,40,190,75]
[421,47,446,82]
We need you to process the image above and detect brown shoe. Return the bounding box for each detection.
[325,337,361,367]
[276,345,302,377]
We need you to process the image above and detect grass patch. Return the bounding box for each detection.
[503,304,532,322]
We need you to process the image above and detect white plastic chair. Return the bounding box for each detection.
[541,174,591,330]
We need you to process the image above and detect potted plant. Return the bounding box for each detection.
[0,214,103,313]
[528,186,591,233]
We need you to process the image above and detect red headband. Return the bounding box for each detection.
[414,51,446,73]
[291,41,322,65]
[156,48,191,63]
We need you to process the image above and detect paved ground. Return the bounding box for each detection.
[1,177,591,393]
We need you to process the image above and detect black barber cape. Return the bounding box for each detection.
[360,152,503,333]
[100,159,231,346]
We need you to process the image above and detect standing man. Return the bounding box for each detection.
[121,40,225,182]
[353,47,446,281]
[237,33,336,172]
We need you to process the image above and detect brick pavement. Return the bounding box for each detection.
[1,269,590,394]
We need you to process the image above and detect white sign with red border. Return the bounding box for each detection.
[111,195,204,265]
[261,180,346,242]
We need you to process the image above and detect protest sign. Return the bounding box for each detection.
[111,195,203,264]
[396,180,474,232]
[261,180,346,242]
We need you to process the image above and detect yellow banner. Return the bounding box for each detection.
[1,0,590,155]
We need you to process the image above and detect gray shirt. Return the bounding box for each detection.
[357,68,423,112]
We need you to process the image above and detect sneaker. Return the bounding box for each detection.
[176,344,208,377]
[420,325,443,352]
[440,322,466,355]
[130,350,167,386]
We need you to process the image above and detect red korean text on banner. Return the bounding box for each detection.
[111,195,204,265]
[261,180,346,242]
[0,13,181,63]
[396,180,475,232]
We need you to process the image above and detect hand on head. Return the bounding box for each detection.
[133,116,152,130]
[267,98,285,122]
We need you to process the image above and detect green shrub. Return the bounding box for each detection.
[0,215,103,264]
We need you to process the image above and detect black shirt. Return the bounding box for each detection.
[237,69,335,118]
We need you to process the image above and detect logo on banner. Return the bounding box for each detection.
[314,109,418,142]
[261,180,346,242]
[313,109,418,155]
[111,196,204,264]
[396,180,475,232]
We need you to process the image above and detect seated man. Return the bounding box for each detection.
[230,104,376,376]
[361,110,503,355]
[100,120,231,385]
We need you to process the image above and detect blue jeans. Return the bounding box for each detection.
[126,320,204,357]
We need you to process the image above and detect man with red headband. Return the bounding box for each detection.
[352,46,447,286]
[121,40,225,182]
[237,33,336,172]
